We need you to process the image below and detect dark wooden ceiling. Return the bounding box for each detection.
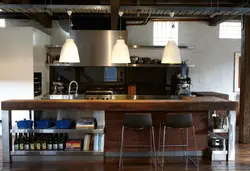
[0,0,246,28]
[1,0,246,6]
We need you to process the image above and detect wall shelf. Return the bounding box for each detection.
[46,63,195,68]
[129,45,195,50]
[45,44,196,50]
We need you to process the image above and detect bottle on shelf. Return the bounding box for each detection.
[35,133,41,150]
[42,134,47,150]
[14,133,19,151]
[24,133,30,151]
[53,134,58,150]
[30,133,35,151]
[47,134,53,151]
[58,133,64,150]
[19,133,24,151]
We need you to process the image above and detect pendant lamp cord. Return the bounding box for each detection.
[69,12,71,38]
[67,11,72,39]
[120,15,121,37]
[118,11,124,38]
[169,12,175,41]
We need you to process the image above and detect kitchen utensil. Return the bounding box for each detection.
[212,114,224,129]
[151,59,161,64]
[138,57,144,64]
[208,134,225,147]
[36,120,52,129]
[16,119,33,129]
[55,119,71,129]
[143,57,151,64]
[130,56,139,64]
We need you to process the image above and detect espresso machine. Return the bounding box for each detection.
[170,62,192,96]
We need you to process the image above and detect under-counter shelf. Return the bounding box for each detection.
[11,151,103,156]
[209,128,228,133]
[208,147,227,155]
[10,128,104,134]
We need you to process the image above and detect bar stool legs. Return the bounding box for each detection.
[119,126,157,168]
[119,126,125,167]
[159,126,199,168]
[150,126,157,167]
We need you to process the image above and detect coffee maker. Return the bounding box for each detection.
[170,62,192,96]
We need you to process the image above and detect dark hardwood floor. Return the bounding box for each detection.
[0,144,250,171]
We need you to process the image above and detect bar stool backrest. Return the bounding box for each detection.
[124,113,152,128]
[165,113,193,128]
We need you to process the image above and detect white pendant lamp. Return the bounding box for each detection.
[111,11,131,64]
[59,11,80,63]
[162,40,181,64]
[161,12,181,64]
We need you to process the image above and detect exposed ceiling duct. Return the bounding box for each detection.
[0,1,245,27]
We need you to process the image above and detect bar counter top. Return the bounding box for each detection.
[1,96,237,111]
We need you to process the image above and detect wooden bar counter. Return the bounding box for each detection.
[1,96,237,111]
[1,96,237,163]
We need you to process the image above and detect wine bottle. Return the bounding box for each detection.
[19,133,24,151]
[24,133,30,151]
[53,134,58,150]
[47,134,53,150]
[14,133,19,151]
[30,133,35,151]
[35,133,41,150]
[58,133,64,150]
[42,134,47,150]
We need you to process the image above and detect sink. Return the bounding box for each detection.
[43,94,85,100]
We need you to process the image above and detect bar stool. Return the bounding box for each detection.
[119,113,157,167]
[158,113,199,168]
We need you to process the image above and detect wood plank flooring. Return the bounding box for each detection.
[0,144,249,170]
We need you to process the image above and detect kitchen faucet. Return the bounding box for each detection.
[68,81,78,97]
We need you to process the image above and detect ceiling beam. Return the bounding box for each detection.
[110,0,120,30]
[2,0,53,28]
[20,0,52,28]
[209,15,241,26]
[22,12,52,28]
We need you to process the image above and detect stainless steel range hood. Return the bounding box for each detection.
[71,30,127,66]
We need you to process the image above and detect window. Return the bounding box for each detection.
[219,22,241,39]
[153,21,178,46]
[0,19,5,27]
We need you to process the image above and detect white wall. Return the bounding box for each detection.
[127,22,241,100]
[0,27,34,128]
[0,27,50,132]
[33,28,50,95]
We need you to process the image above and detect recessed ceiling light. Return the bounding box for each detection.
[0,9,3,12]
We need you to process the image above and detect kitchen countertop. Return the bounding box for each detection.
[1,96,237,111]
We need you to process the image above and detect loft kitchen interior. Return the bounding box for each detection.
[0,0,249,171]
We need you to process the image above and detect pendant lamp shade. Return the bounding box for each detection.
[111,38,131,64]
[161,40,181,64]
[59,38,80,63]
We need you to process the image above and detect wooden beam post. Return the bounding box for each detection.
[110,0,120,30]
[239,15,250,143]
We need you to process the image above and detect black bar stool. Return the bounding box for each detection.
[119,113,157,167]
[158,113,199,168]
